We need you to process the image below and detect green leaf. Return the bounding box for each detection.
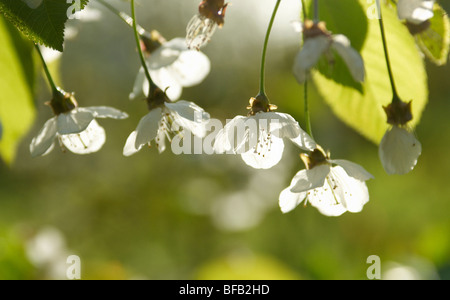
[0,0,89,51]
[0,16,36,164]
[415,3,450,66]
[308,0,428,144]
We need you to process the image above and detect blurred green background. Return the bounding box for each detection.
[0,0,449,280]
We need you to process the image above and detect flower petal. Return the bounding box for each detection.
[397,0,435,24]
[149,67,183,101]
[30,117,57,157]
[327,166,370,213]
[279,186,307,214]
[60,120,106,154]
[213,115,247,154]
[123,131,143,157]
[147,38,184,69]
[80,106,128,119]
[241,135,285,169]
[57,109,95,135]
[330,159,374,181]
[186,14,218,50]
[134,108,162,149]
[164,101,210,138]
[129,68,147,101]
[290,164,330,193]
[167,47,211,87]
[306,178,348,217]
[331,34,365,82]
[293,35,330,84]
[379,126,422,175]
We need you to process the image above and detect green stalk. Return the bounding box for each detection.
[34,44,58,93]
[303,80,313,138]
[313,0,319,23]
[377,0,400,103]
[130,0,155,92]
[259,0,282,97]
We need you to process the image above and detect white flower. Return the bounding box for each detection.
[279,148,373,216]
[130,38,211,101]
[213,111,316,169]
[30,106,128,157]
[379,125,422,175]
[293,21,365,84]
[185,0,228,50]
[397,0,435,25]
[123,100,210,156]
[186,14,218,51]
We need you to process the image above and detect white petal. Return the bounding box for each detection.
[255,112,316,151]
[331,34,365,82]
[379,126,422,175]
[241,135,285,169]
[60,120,106,154]
[290,164,330,193]
[147,38,184,70]
[130,68,146,101]
[397,0,435,24]
[57,109,94,135]
[164,101,210,138]
[290,132,317,152]
[155,127,167,154]
[167,48,211,87]
[328,166,370,213]
[186,14,218,50]
[123,131,143,157]
[330,159,374,181]
[30,117,57,157]
[306,178,348,217]
[213,116,247,154]
[134,108,163,149]
[149,68,183,101]
[279,186,307,214]
[293,36,330,84]
[80,106,128,120]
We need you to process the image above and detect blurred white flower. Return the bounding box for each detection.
[71,6,103,22]
[123,100,210,156]
[186,0,228,50]
[397,0,435,25]
[379,100,421,175]
[293,21,365,84]
[279,148,373,216]
[30,91,128,157]
[25,227,69,279]
[379,125,422,175]
[131,37,211,101]
[214,98,315,170]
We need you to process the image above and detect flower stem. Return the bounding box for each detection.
[98,0,147,36]
[259,0,282,97]
[304,80,313,138]
[313,0,319,23]
[130,0,155,92]
[34,44,58,93]
[377,0,400,103]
